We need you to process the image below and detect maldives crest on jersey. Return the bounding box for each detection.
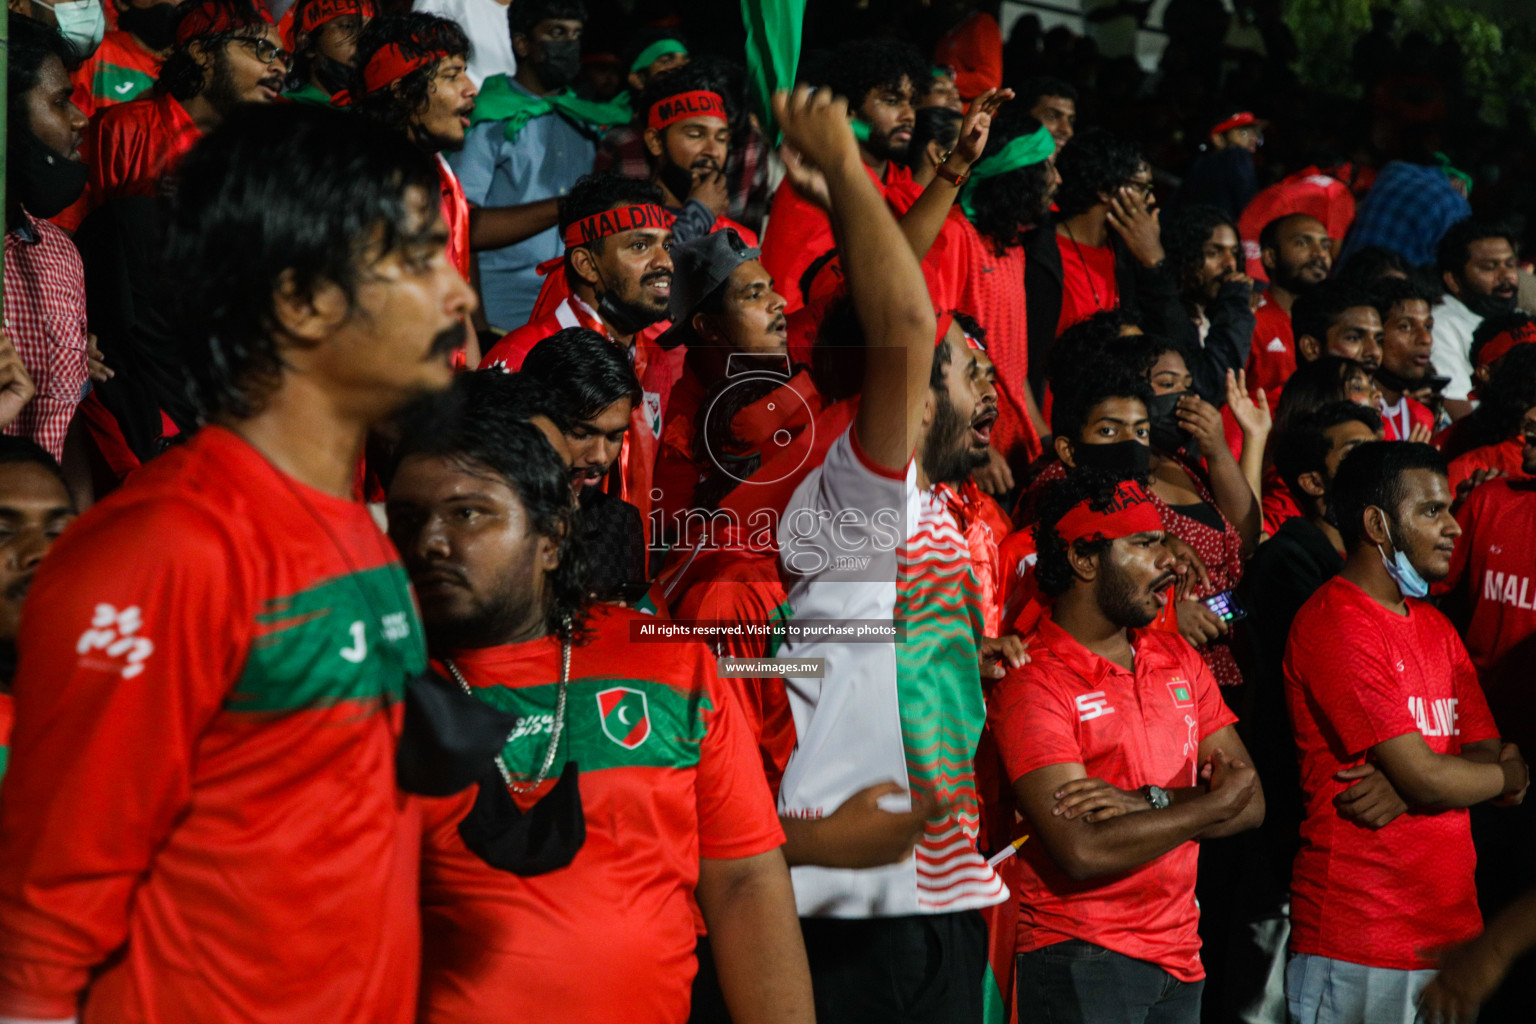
[1167,679,1195,708]
[597,686,651,749]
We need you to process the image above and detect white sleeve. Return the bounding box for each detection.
[778,426,916,583]
[1431,318,1476,403]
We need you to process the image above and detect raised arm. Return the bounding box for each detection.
[898,88,1012,260]
[772,86,937,473]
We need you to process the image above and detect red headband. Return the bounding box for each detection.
[1056,480,1163,545]
[1476,321,1536,369]
[647,90,728,131]
[1211,111,1259,136]
[175,0,274,47]
[563,204,674,248]
[331,43,447,106]
[298,0,374,35]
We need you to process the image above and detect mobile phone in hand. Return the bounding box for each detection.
[1201,589,1248,624]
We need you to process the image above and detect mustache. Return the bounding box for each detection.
[641,269,672,286]
[427,324,465,357]
[411,563,468,587]
[4,573,33,603]
[1149,572,1178,593]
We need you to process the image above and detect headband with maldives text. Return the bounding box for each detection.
[175,0,274,48]
[298,0,375,35]
[1055,480,1163,545]
[563,204,674,248]
[647,90,728,131]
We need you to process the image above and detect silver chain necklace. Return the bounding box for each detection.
[445,628,571,793]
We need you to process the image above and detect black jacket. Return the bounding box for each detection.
[1170,278,1257,406]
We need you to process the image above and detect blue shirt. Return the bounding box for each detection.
[448,79,597,330]
[1337,161,1471,269]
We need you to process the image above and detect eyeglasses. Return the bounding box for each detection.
[1121,179,1155,200]
[235,37,291,66]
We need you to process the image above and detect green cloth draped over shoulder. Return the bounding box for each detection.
[470,74,633,144]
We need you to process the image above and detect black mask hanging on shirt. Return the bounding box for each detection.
[12,130,89,220]
[117,2,179,53]
[533,38,582,90]
[396,668,521,797]
[312,54,354,98]
[458,759,586,875]
[1071,438,1152,477]
[1145,390,1195,455]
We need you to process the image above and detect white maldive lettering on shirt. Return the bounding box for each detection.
[1409,696,1460,738]
[1076,691,1116,722]
[76,603,156,679]
[1482,570,1536,611]
[509,713,556,741]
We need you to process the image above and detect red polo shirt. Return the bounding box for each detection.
[1285,576,1498,969]
[988,618,1237,981]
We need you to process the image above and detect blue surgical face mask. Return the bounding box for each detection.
[48,0,106,60]
[1374,511,1430,599]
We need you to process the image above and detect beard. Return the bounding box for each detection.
[1098,555,1167,629]
[1272,255,1328,294]
[1463,288,1519,320]
[920,386,979,486]
[421,570,545,654]
[863,125,910,162]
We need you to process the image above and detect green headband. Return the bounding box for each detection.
[1435,152,1473,198]
[630,38,688,74]
[850,117,871,143]
[958,125,1056,218]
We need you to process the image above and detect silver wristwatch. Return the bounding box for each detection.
[1142,784,1171,810]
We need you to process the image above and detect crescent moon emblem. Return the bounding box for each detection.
[616,706,633,725]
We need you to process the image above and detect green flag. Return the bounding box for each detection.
[741,0,806,140]
[471,74,632,144]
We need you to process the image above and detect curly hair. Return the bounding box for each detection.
[1052,128,1146,220]
[157,0,274,101]
[165,103,439,420]
[968,108,1056,254]
[1458,344,1536,451]
[1161,204,1236,299]
[393,370,591,644]
[1033,466,1132,598]
[1050,369,1154,440]
[824,38,928,112]
[347,14,469,135]
[1045,309,1140,396]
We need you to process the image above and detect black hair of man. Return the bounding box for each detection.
[349,13,470,136]
[1291,279,1378,348]
[1273,401,1383,512]
[0,435,69,492]
[1335,245,1410,288]
[1161,204,1238,301]
[1369,274,1437,322]
[636,59,738,133]
[158,0,274,101]
[1045,308,1140,395]
[824,38,928,113]
[1327,441,1447,550]
[967,107,1056,253]
[1458,344,1536,452]
[899,106,962,173]
[1033,465,1141,597]
[1470,311,1536,370]
[165,103,440,419]
[1258,212,1319,258]
[394,369,590,641]
[1015,75,1078,109]
[508,0,586,40]
[519,326,642,422]
[557,171,667,279]
[1052,128,1146,220]
[1272,355,1369,434]
[1050,368,1154,440]
[8,15,77,152]
[1436,217,1520,277]
[812,297,966,404]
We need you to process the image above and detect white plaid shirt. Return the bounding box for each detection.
[4,208,89,460]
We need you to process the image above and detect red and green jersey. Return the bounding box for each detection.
[0,426,427,1023]
[418,604,784,1024]
[69,31,161,120]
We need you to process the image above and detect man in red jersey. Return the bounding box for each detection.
[69,0,179,118]
[759,38,926,311]
[1370,277,1440,443]
[82,0,286,215]
[990,468,1262,1023]
[1246,213,1332,396]
[386,369,813,1024]
[0,104,476,1024]
[1284,441,1528,1024]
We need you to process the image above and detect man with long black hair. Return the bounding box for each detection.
[0,104,475,1023]
[282,0,373,105]
[388,369,813,1024]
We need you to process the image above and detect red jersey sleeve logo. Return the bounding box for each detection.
[1167,680,1195,708]
[1075,691,1115,722]
[75,603,156,678]
[597,686,652,749]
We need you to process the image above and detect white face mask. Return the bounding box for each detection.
[44,0,107,60]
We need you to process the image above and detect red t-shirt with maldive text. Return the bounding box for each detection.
[0,426,426,1023]
[417,604,784,1024]
[1284,575,1499,969]
[988,618,1236,981]
[1446,478,1536,751]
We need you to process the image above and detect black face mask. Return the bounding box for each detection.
[533,38,582,90]
[396,668,521,797]
[11,130,89,219]
[1146,390,1194,454]
[118,2,179,51]
[312,54,353,97]
[1071,438,1151,477]
[458,759,586,876]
